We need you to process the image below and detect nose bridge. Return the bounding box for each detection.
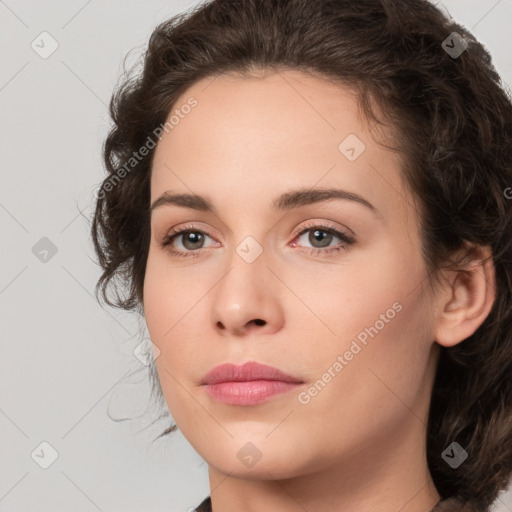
[219,239,270,308]
[210,238,284,335]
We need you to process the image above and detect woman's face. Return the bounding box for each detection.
[143,70,441,479]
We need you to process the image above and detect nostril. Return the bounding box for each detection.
[253,319,265,326]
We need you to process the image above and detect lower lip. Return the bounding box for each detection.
[204,380,303,405]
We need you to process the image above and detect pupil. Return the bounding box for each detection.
[310,229,331,248]
[185,232,203,249]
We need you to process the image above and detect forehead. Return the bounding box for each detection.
[150,69,412,220]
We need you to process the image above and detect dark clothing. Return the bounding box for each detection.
[194,495,486,511]
[195,495,211,511]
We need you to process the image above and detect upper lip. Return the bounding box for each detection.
[201,361,303,385]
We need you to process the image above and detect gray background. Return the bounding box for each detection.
[1,1,511,511]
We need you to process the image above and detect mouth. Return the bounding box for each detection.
[201,361,304,406]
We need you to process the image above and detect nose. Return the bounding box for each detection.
[211,257,284,337]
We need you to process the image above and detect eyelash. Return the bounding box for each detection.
[159,221,355,259]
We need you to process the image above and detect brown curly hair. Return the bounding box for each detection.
[91,0,512,509]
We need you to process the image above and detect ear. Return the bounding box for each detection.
[434,244,496,347]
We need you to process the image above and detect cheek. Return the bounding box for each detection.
[143,252,204,427]
[285,272,433,467]
[143,250,215,386]
[143,252,193,397]
[290,246,432,419]
[143,250,203,341]
[143,256,170,344]
[288,240,427,354]
[295,248,433,414]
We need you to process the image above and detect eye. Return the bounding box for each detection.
[160,224,217,258]
[290,221,355,257]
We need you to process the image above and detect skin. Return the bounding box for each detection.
[143,69,495,512]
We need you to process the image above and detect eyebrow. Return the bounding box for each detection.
[150,187,380,216]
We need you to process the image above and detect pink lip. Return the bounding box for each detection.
[201,361,304,406]
[201,361,303,385]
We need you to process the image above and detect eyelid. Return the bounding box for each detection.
[291,219,354,240]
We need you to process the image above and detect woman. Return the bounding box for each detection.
[91,0,512,510]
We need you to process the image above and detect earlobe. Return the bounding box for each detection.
[434,245,496,348]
